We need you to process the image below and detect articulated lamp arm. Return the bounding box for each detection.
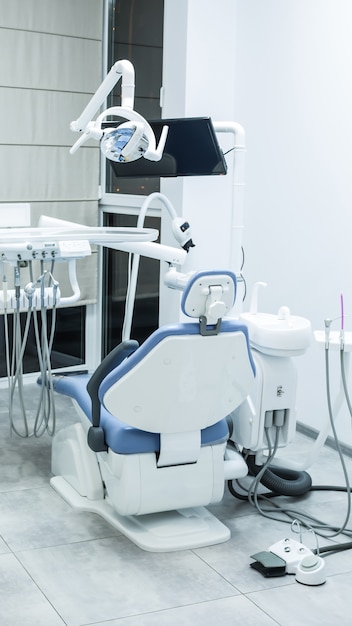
[70,59,135,133]
[69,59,168,162]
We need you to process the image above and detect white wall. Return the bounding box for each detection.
[160,0,239,323]
[162,0,352,446]
[233,0,352,445]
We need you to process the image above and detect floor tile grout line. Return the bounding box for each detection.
[1,550,68,624]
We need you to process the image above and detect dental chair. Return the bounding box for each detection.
[47,270,256,551]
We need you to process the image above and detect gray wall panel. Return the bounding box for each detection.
[0,0,103,39]
[0,29,101,93]
[0,1,103,305]
[0,146,100,202]
[0,88,96,146]
[30,201,98,227]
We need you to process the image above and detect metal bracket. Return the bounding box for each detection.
[199,315,222,336]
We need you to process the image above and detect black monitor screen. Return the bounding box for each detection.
[106,117,227,178]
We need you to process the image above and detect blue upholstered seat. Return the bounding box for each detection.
[51,319,254,456]
[51,372,229,454]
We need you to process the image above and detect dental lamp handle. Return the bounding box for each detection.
[144,124,169,162]
[69,125,103,154]
[69,131,91,155]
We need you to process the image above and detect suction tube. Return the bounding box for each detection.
[246,455,312,497]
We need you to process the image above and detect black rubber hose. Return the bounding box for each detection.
[246,455,312,497]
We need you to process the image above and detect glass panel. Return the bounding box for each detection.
[102,213,160,355]
[0,306,85,378]
[106,0,164,195]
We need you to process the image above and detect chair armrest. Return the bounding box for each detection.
[87,340,139,428]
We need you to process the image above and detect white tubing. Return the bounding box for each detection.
[213,121,246,280]
[122,193,179,341]
[112,241,186,265]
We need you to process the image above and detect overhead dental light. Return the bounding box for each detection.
[69,59,168,162]
[99,120,147,163]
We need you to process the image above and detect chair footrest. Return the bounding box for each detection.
[50,476,230,552]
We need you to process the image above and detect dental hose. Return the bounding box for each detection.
[246,427,311,502]
[7,265,33,437]
[228,424,312,501]
[229,424,352,541]
[321,324,352,537]
[229,316,352,544]
[5,265,58,437]
[35,306,57,436]
[8,305,33,437]
[32,271,58,436]
[244,456,312,497]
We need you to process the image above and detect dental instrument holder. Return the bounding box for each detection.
[0,219,161,441]
[231,283,311,461]
[0,238,92,311]
[312,328,351,445]
[0,239,91,265]
[314,329,352,351]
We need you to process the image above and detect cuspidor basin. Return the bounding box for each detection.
[240,307,312,357]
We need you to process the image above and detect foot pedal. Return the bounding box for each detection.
[250,551,286,577]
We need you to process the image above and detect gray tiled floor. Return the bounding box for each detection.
[1,385,352,625]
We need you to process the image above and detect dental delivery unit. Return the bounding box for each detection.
[2,60,352,586]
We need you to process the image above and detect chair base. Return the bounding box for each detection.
[50,475,231,552]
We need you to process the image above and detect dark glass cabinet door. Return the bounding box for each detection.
[103,0,164,356]
[103,213,161,355]
[106,0,164,196]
